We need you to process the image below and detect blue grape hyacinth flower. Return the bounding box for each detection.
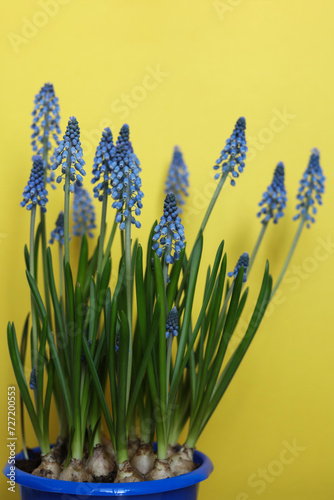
[293,148,325,228]
[111,124,143,230]
[20,155,48,213]
[165,146,189,213]
[166,307,179,339]
[257,162,287,224]
[51,117,86,192]
[213,117,247,186]
[228,252,249,283]
[152,193,185,264]
[31,83,61,189]
[29,367,37,390]
[49,211,65,245]
[91,128,116,201]
[72,185,96,238]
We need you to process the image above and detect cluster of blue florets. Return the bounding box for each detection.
[20,155,48,213]
[228,252,249,283]
[91,128,116,201]
[152,193,185,264]
[165,146,189,213]
[51,117,86,192]
[72,185,96,238]
[293,149,325,228]
[257,162,287,224]
[31,83,61,189]
[214,117,247,186]
[49,211,65,245]
[29,367,37,390]
[111,124,143,230]
[166,307,179,339]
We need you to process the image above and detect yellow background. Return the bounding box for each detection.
[0,1,333,498]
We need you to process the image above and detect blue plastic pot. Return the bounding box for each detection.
[3,447,213,499]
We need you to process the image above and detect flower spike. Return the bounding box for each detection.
[91,128,116,201]
[257,162,287,224]
[72,185,96,238]
[31,83,61,188]
[166,307,179,339]
[51,117,86,192]
[20,155,48,213]
[165,146,189,213]
[213,117,247,186]
[49,211,65,245]
[111,124,143,230]
[228,252,249,283]
[29,367,37,390]
[152,193,185,264]
[293,148,325,228]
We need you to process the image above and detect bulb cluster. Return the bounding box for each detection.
[293,148,325,228]
[214,117,247,186]
[152,193,185,264]
[165,146,189,213]
[20,155,48,213]
[257,162,287,224]
[51,117,86,192]
[111,124,143,230]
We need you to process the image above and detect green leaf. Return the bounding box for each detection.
[166,248,185,311]
[76,234,88,287]
[7,323,43,445]
[46,248,70,374]
[116,310,130,461]
[24,245,30,271]
[200,263,272,439]
[82,335,115,443]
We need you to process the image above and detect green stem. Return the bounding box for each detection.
[39,101,52,324]
[248,222,268,276]
[64,158,71,266]
[125,215,133,408]
[101,216,117,271]
[197,172,228,237]
[29,206,38,370]
[271,218,305,299]
[97,186,108,276]
[58,243,63,303]
[176,173,228,308]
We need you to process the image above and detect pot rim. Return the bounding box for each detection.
[3,446,213,496]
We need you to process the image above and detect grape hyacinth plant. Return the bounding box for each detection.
[6,84,326,487]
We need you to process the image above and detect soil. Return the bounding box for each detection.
[15,449,42,474]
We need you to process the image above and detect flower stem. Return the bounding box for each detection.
[125,214,133,408]
[64,159,71,266]
[101,216,117,271]
[248,222,268,276]
[58,242,63,303]
[97,186,108,276]
[176,172,228,309]
[271,218,305,299]
[198,172,228,237]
